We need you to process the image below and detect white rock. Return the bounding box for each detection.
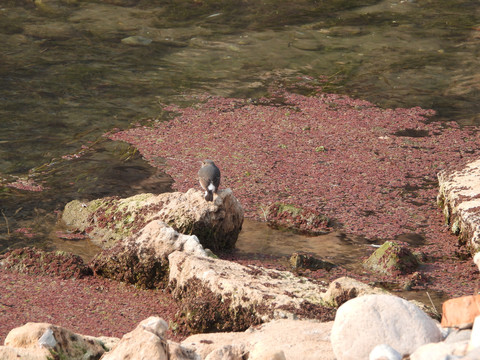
[409,341,468,360]
[331,294,442,360]
[183,319,335,360]
[468,315,480,351]
[369,344,401,360]
[249,342,287,360]
[204,344,247,360]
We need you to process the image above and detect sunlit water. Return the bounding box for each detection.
[0,0,479,277]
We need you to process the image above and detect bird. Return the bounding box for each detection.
[198,159,221,202]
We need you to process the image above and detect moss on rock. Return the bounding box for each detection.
[363,241,420,276]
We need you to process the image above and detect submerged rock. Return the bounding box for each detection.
[363,241,420,275]
[62,188,243,251]
[438,159,480,252]
[289,252,336,271]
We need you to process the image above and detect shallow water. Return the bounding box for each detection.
[0,0,479,268]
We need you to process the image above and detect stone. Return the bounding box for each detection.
[169,251,334,333]
[267,202,330,234]
[369,344,401,360]
[289,252,336,271]
[121,35,152,46]
[182,319,335,360]
[409,341,469,360]
[203,344,247,360]
[331,294,443,360]
[441,294,480,328]
[321,276,388,307]
[363,241,420,275]
[468,315,480,351]
[90,220,206,288]
[102,317,197,360]
[62,188,243,250]
[474,252,480,271]
[3,322,106,360]
[438,159,480,252]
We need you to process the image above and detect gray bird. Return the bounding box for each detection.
[198,159,221,202]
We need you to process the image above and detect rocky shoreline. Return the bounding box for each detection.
[2,160,480,358]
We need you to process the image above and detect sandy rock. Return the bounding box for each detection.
[102,317,197,360]
[331,294,442,360]
[169,251,333,332]
[0,346,49,360]
[203,344,247,360]
[3,322,105,360]
[62,188,243,250]
[321,276,388,307]
[441,294,480,328]
[182,319,335,360]
[363,241,420,275]
[438,159,480,252]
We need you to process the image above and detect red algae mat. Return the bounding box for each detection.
[108,89,480,297]
[0,269,181,344]
[108,90,480,239]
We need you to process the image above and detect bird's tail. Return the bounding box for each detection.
[204,191,213,202]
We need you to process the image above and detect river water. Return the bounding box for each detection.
[0,0,479,268]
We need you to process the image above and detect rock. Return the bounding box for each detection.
[438,159,480,252]
[474,251,480,271]
[0,247,92,279]
[101,317,197,360]
[289,252,335,271]
[267,202,330,234]
[90,220,206,288]
[169,251,334,333]
[182,319,335,360]
[203,344,247,360]
[331,294,443,360]
[2,322,106,360]
[321,276,388,307]
[469,315,480,351]
[363,241,420,275]
[409,340,469,360]
[121,35,152,46]
[369,344,402,360]
[62,188,243,250]
[441,294,480,328]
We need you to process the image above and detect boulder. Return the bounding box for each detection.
[409,341,469,360]
[168,251,334,333]
[90,220,206,288]
[363,241,420,275]
[321,276,388,307]
[441,294,480,328]
[62,188,243,250]
[438,159,480,252]
[331,294,443,360]
[101,317,197,360]
[267,202,330,234]
[182,319,335,360]
[2,322,107,360]
[289,252,335,271]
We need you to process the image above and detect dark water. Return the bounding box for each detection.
[0,0,479,269]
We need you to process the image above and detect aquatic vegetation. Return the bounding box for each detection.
[108,89,480,240]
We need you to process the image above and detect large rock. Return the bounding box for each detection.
[90,220,206,288]
[168,251,334,333]
[62,188,243,250]
[363,241,420,275]
[1,322,107,360]
[438,159,480,252]
[321,276,388,307]
[182,319,335,360]
[331,294,443,360]
[101,317,197,360]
